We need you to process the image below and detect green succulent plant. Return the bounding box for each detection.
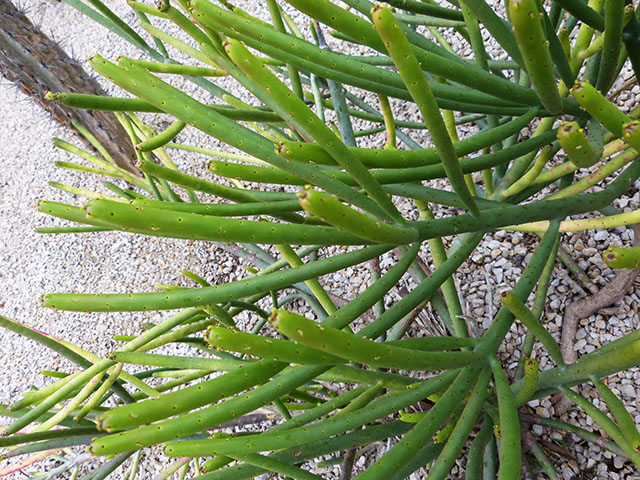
[3,0,640,478]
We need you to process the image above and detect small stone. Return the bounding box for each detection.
[619,384,636,398]
[593,230,608,241]
[491,249,501,259]
[493,268,504,283]
[574,339,587,350]
[494,258,507,267]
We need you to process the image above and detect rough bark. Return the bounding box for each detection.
[0,0,138,173]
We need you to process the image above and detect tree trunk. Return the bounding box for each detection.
[0,0,138,173]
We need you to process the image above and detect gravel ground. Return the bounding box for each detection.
[1,1,640,479]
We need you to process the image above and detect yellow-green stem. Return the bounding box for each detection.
[275,244,337,316]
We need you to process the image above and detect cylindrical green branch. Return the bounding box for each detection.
[297,187,419,244]
[557,121,600,168]
[489,357,522,479]
[570,80,630,137]
[371,4,479,215]
[509,0,563,114]
[270,309,484,371]
[603,245,640,269]
[514,357,539,406]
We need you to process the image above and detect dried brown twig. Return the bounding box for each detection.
[556,224,640,413]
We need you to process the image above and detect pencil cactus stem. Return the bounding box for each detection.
[222,38,401,223]
[558,26,571,59]
[595,0,625,92]
[570,80,630,137]
[5,358,116,436]
[356,365,484,480]
[74,364,123,423]
[371,5,479,216]
[169,369,459,457]
[7,0,640,475]
[592,376,640,452]
[514,357,539,406]
[418,204,468,338]
[548,146,639,200]
[569,0,605,72]
[32,370,105,432]
[323,242,420,331]
[489,357,522,480]
[205,327,343,365]
[502,144,554,198]
[42,244,391,312]
[136,120,186,152]
[427,369,491,479]
[603,246,640,269]
[90,55,378,218]
[509,0,563,114]
[275,244,337,315]
[500,291,564,366]
[557,121,600,168]
[278,109,538,168]
[97,360,286,432]
[457,0,524,69]
[513,209,640,235]
[84,198,366,245]
[191,0,548,109]
[297,187,418,244]
[554,0,605,32]
[94,363,329,455]
[131,198,302,217]
[227,453,325,480]
[622,120,640,151]
[266,0,303,99]
[333,382,384,419]
[45,91,161,112]
[270,309,484,371]
[560,387,640,464]
[378,93,396,149]
[129,58,226,76]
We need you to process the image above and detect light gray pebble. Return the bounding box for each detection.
[594,231,609,241]
[574,339,588,350]
[619,384,636,398]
